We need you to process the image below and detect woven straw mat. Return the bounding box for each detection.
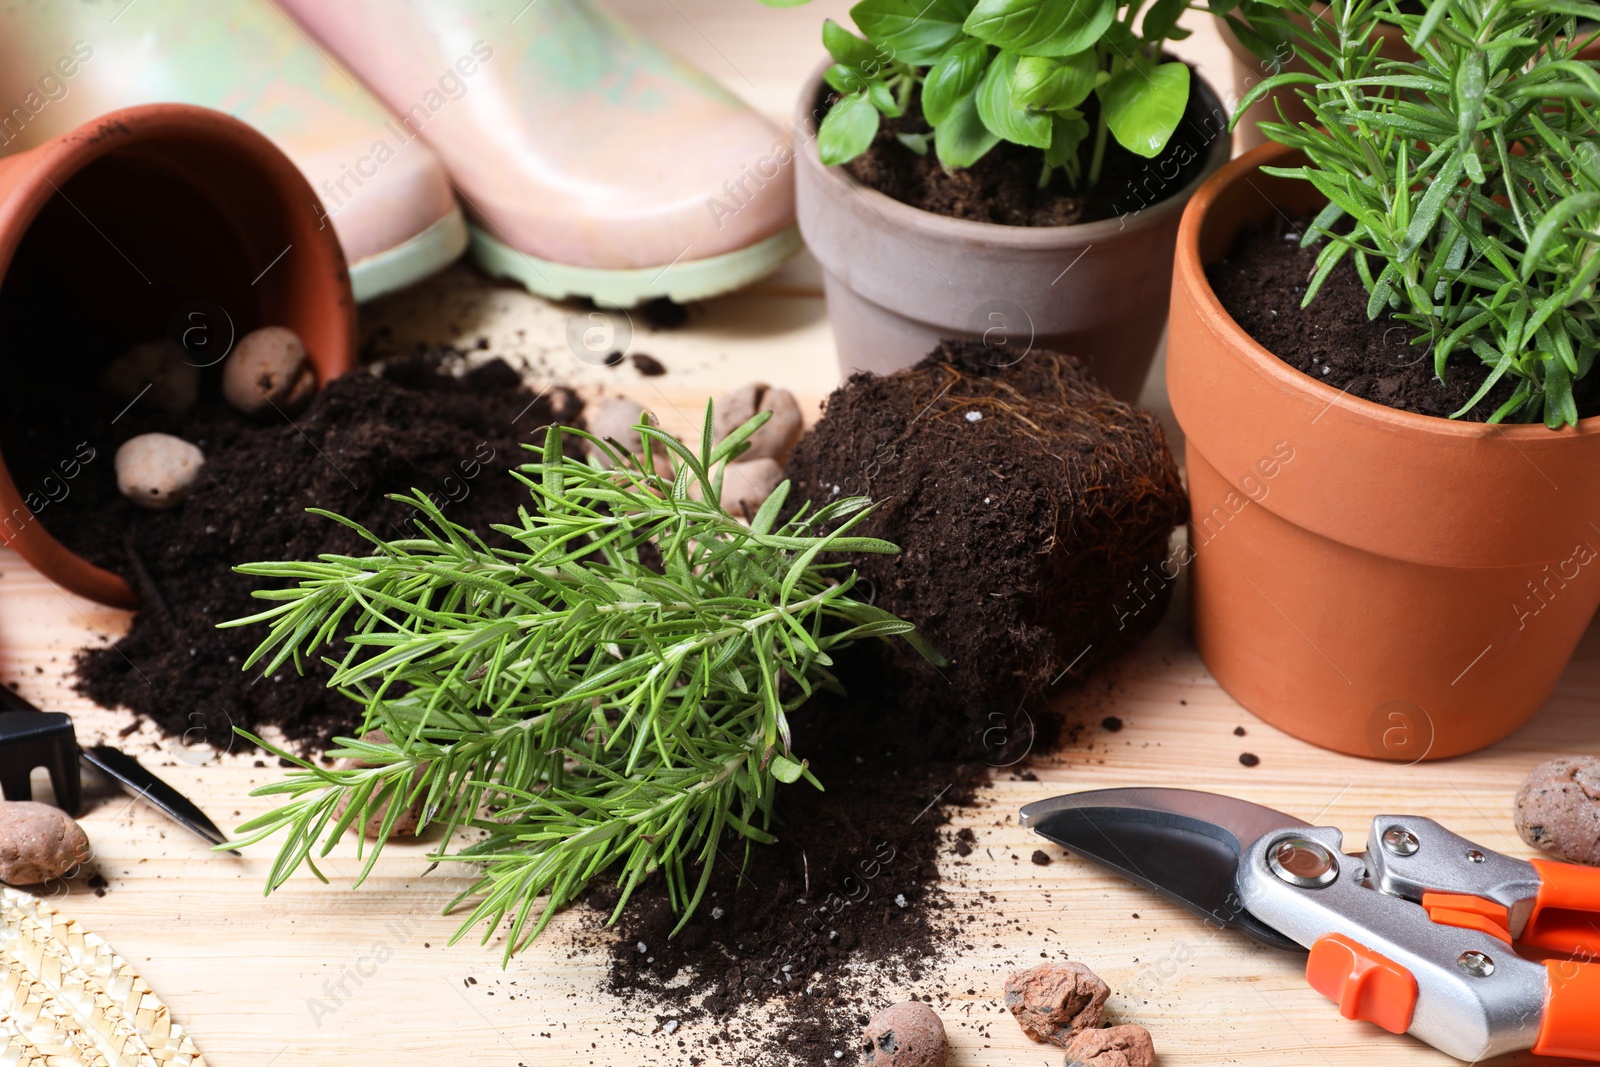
[0,887,206,1067]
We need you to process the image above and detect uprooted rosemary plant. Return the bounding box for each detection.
[1236,0,1600,426]
[223,407,938,958]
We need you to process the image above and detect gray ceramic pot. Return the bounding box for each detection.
[794,61,1232,400]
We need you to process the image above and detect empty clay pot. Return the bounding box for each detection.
[1167,143,1600,760]
[795,61,1232,401]
[0,104,356,608]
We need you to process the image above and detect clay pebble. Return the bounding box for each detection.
[1063,1024,1157,1067]
[862,1001,948,1067]
[97,339,199,415]
[690,457,785,520]
[222,326,314,418]
[334,729,427,838]
[1005,961,1110,1046]
[0,801,90,885]
[115,433,204,510]
[583,397,676,478]
[1515,757,1600,865]
[714,383,803,462]
[584,397,648,461]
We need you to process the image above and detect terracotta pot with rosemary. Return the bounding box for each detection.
[764,0,1231,401]
[1216,0,1600,153]
[1168,0,1600,759]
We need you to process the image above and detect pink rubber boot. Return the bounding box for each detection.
[277,0,800,306]
[0,0,467,301]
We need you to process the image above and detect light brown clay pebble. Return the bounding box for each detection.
[689,458,784,520]
[334,730,426,838]
[1005,962,1110,1047]
[97,339,200,415]
[0,801,91,885]
[222,326,310,418]
[1515,757,1600,865]
[862,1001,948,1067]
[1062,1024,1156,1067]
[714,383,803,462]
[584,397,647,461]
[115,433,204,510]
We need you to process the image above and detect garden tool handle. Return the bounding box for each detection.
[1534,957,1600,1061]
[1521,859,1600,957]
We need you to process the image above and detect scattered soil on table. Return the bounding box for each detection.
[629,353,667,377]
[1207,211,1600,420]
[785,340,1188,719]
[0,349,579,751]
[591,649,992,1067]
[829,75,1218,225]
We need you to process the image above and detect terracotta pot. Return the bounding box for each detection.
[795,62,1232,401]
[0,104,356,609]
[1168,142,1600,760]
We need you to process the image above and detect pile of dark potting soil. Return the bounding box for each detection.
[785,339,1188,721]
[0,350,579,751]
[594,647,998,1067]
[833,77,1218,226]
[1208,212,1600,421]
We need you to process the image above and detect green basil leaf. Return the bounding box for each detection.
[823,63,869,94]
[1045,109,1089,168]
[818,92,881,166]
[897,131,932,155]
[977,50,1052,147]
[1143,0,1189,41]
[935,89,1002,168]
[1102,61,1190,158]
[923,37,991,125]
[868,79,903,116]
[850,0,973,64]
[1012,52,1097,110]
[823,18,882,68]
[963,0,1114,56]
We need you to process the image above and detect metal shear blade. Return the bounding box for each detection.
[1019,787,1308,952]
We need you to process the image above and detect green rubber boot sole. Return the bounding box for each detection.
[350,208,470,303]
[468,225,802,307]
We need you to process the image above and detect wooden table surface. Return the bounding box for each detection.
[2,4,1597,1065]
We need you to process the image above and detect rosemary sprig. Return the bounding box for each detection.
[223,406,939,958]
[1234,0,1600,426]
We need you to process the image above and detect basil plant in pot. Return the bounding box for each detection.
[1167,0,1600,759]
[761,0,1232,401]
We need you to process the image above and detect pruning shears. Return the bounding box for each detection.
[1022,788,1600,1063]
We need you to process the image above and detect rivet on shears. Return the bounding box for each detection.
[1268,837,1339,889]
[1381,826,1420,857]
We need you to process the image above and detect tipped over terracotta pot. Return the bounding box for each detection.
[1167,143,1600,760]
[0,104,356,608]
[795,62,1232,402]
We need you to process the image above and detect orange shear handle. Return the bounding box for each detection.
[1522,859,1600,958]
[1535,958,1600,1061]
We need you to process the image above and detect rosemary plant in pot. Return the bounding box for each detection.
[1215,0,1600,152]
[226,409,938,955]
[1167,0,1600,759]
[764,0,1232,400]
